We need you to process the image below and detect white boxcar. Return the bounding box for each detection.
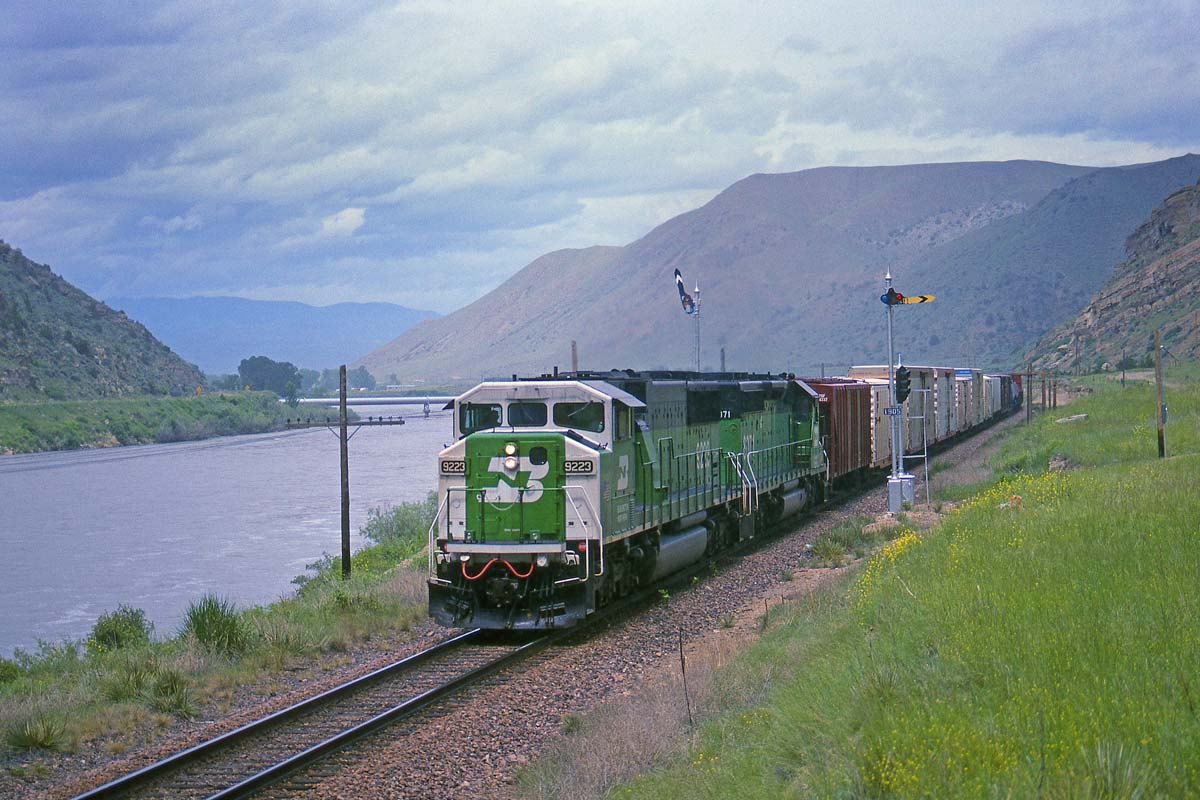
[930,367,956,441]
[863,378,893,469]
[984,375,1003,418]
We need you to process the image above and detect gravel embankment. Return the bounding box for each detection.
[14,413,1025,800]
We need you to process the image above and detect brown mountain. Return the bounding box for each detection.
[1026,178,1200,372]
[0,241,204,400]
[359,156,1200,382]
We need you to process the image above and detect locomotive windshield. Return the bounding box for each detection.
[459,403,502,434]
[508,401,548,426]
[554,401,605,432]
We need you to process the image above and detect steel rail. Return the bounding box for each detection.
[208,633,554,799]
[71,628,482,800]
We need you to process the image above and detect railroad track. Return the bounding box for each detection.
[71,629,550,800]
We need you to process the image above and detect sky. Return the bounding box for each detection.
[2,0,1198,314]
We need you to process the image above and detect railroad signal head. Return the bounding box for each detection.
[895,366,912,403]
[880,287,905,306]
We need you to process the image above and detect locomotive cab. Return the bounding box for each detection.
[429,379,640,629]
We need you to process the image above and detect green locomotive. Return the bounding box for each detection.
[428,370,827,629]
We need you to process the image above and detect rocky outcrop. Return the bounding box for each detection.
[1026,179,1200,371]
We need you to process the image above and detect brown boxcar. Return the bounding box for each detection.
[799,378,872,481]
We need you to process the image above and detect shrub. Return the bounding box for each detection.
[0,656,20,684]
[146,669,195,719]
[99,650,159,702]
[181,594,249,657]
[361,493,438,545]
[88,605,152,655]
[808,537,845,566]
[5,712,71,752]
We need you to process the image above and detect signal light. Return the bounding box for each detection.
[895,366,912,404]
[880,288,906,306]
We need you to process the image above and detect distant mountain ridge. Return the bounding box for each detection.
[0,242,203,400]
[359,156,1200,381]
[1026,178,1200,371]
[109,296,439,374]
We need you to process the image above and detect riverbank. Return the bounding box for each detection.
[0,497,436,798]
[0,392,325,454]
[545,371,1199,798]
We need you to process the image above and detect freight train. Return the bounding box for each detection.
[427,368,1021,630]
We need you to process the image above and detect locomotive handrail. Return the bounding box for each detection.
[726,452,755,514]
[742,437,813,488]
[559,485,603,584]
[427,493,453,585]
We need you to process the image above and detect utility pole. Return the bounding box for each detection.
[571,340,578,373]
[720,347,726,372]
[694,282,702,372]
[339,366,351,579]
[1155,331,1166,458]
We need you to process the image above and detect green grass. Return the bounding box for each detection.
[806,515,912,566]
[0,391,298,453]
[0,496,434,755]
[600,372,1200,799]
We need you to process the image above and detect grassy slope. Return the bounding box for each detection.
[0,392,308,453]
[610,372,1199,798]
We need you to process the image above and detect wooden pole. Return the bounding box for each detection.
[340,365,351,578]
[1155,331,1166,459]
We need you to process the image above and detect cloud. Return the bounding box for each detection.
[277,207,367,250]
[320,207,365,237]
[0,1,1196,313]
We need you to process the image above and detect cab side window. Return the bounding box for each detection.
[615,405,632,440]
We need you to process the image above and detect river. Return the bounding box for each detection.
[0,408,451,657]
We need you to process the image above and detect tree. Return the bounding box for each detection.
[237,356,300,396]
[298,368,320,393]
[346,366,376,390]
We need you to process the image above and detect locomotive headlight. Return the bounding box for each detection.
[503,455,519,471]
[535,555,549,568]
[504,442,518,456]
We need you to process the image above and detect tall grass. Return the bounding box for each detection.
[572,375,1200,799]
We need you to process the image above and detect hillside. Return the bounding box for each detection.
[1026,178,1200,371]
[359,156,1200,381]
[360,160,1093,381]
[109,296,439,374]
[0,242,203,401]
